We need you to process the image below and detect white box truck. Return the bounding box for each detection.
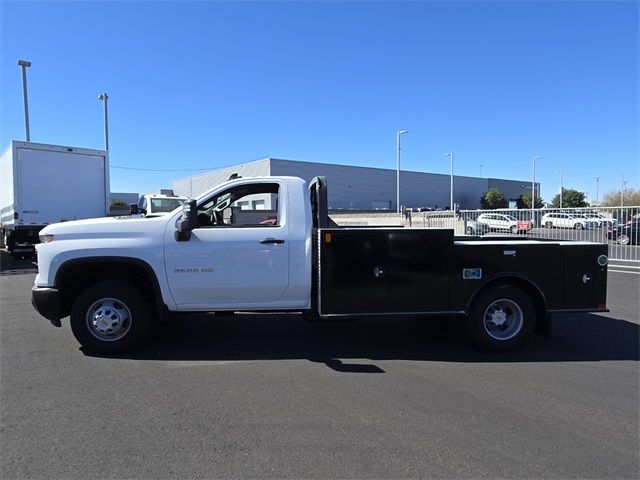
[0,141,109,257]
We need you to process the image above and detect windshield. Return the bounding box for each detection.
[150,198,186,213]
[505,215,518,221]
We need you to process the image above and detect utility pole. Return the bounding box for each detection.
[396,130,408,214]
[444,153,454,210]
[621,173,629,207]
[98,93,109,151]
[532,156,541,220]
[556,169,563,208]
[18,60,32,141]
[594,176,602,204]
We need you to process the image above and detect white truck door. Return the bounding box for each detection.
[164,181,290,308]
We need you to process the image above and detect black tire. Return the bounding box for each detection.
[510,225,518,234]
[545,221,553,228]
[466,285,536,351]
[4,231,15,252]
[70,280,152,353]
[467,226,475,235]
[574,223,584,230]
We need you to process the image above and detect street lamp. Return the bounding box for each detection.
[98,93,109,151]
[444,152,454,210]
[556,169,563,208]
[532,156,541,220]
[396,130,408,213]
[18,60,32,141]
[621,174,629,207]
[594,176,602,204]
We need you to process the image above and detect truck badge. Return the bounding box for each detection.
[463,268,482,280]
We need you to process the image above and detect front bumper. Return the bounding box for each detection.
[31,286,62,327]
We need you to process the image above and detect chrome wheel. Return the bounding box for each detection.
[86,298,132,341]
[617,234,630,245]
[483,299,524,341]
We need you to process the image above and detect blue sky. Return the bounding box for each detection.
[1,1,638,203]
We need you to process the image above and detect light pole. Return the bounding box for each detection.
[396,130,408,213]
[594,176,602,204]
[621,174,629,207]
[479,163,483,178]
[18,60,32,141]
[556,169,563,208]
[98,93,109,151]
[532,156,541,220]
[444,152,454,210]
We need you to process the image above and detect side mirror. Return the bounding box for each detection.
[175,199,197,241]
[129,204,146,215]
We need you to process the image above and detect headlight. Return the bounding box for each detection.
[39,234,54,243]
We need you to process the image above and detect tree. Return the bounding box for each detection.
[516,191,544,209]
[551,188,588,208]
[480,188,507,209]
[600,188,640,207]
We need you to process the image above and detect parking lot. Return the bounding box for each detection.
[1,252,638,479]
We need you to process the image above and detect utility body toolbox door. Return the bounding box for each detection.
[318,228,454,315]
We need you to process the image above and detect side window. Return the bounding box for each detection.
[196,183,280,228]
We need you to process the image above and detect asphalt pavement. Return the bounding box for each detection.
[0,252,638,479]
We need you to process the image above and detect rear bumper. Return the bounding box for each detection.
[31,286,62,327]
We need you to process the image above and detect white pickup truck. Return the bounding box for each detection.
[32,176,608,353]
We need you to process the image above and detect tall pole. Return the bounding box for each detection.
[479,163,483,178]
[98,93,109,151]
[18,60,32,141]
[444,152,454,210]
[621,174,628,207]
[556,169,563,208]
[396,130,408,213]
[594,176,602,204]
[532,156,541,220]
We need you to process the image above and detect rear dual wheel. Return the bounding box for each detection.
[467,285,536,351]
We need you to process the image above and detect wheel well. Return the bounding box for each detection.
[469,276,549,337]
[56,259,160,319]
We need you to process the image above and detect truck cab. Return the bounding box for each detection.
[133,191,187,216]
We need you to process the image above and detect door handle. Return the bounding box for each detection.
[259,238,285,244]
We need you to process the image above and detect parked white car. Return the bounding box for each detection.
[465,219,490,235]
[476,213,533,234]
[541,213,597,230]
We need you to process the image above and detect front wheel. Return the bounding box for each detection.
[574,223,584,230]
[466,285,536,351]
[545,221,553,228]
[467,226,476,235]
[510,225,518,234]
[70,280,152,353]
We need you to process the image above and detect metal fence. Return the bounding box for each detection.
[415,206,640,262]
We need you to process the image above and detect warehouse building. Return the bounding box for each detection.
[172,158,537,211]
